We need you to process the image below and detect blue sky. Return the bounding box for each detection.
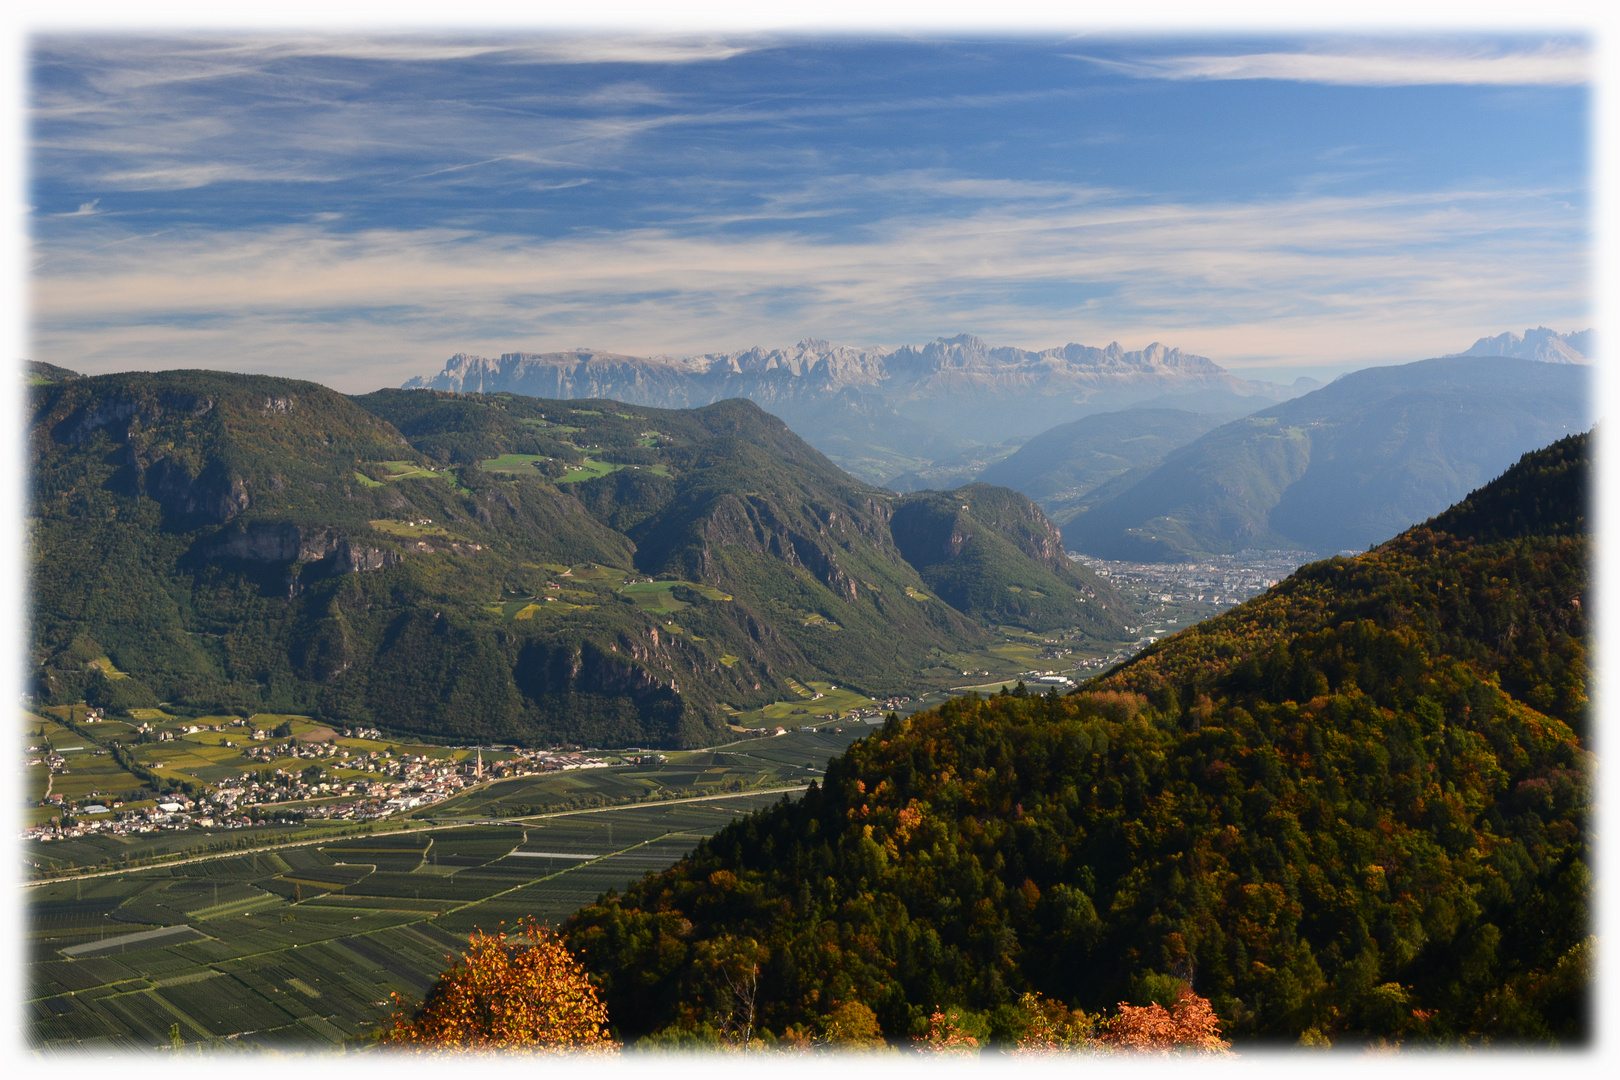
[28,32,1591,390]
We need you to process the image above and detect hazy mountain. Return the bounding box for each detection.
[29,371,1124,749]
[565,432,1591,1046]
[1448,326,1592,364]
[975,407,1227,525]
[405,335,1304,484]
[1063,357,1591,561]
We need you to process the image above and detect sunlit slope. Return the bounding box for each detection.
[34,374,1126,750]
[565,432,1590,1047]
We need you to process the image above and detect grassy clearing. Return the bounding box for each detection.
[477,453,551,474]
[728,681,881,727]
[555,458,622,484]
[360,460,468,493]
[368,519,452,539]
[618,579,732,614]
[516,416,581,433]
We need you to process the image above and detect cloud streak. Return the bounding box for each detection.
[1076,41,1590,86]
[30,183,1587,392]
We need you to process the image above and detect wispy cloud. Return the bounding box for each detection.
[30,183,1587,391]
[1075,41,1589,86]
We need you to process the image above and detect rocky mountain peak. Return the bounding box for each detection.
[1450,326,1592,364]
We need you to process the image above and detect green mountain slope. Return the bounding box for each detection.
[890,484,1125,632]
[975,407,1224,525]
[31,373,1126,749]
[1064,357,1590,560]
[564,432,1591,1048]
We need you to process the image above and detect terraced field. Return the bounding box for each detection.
[26,793,790,1051]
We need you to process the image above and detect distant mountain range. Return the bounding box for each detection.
[1061,356,1592,561]
[405,335,1309,485]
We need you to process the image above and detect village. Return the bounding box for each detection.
[22,713,619,844]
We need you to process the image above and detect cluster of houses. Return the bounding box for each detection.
[22,737,621,841]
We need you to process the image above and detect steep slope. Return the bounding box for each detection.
[30,371,660,745]
[889,484,1126,633]
[356,390,1000,698]
[406,335,1299,484]
[976,407,1225,525]
[34,373,1127,751]
[1064,357,1590,561]
[565,432,1590,1048]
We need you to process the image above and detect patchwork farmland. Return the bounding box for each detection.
[27,794,792,1050]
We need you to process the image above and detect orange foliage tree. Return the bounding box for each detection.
[1098,986,1231,1054]
[914,1008,980,1055]
[383,917,615,1051]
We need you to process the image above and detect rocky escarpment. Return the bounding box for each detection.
[52,389,214,446]
[204,522,402,585]
[408,335,1274,409]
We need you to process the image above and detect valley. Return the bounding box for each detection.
[22,358,1593,1052]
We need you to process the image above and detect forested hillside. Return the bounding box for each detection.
[563,432,1591,1047]
[890,483,1123,632]
[30,372,1121,749]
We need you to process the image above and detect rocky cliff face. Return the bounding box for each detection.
[406,334,1264,406]
[204,522,403,586]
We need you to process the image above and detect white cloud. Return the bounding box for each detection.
[29,182,1587,391]
[1075,41,1589,86]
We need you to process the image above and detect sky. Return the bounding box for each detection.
[26,31,1593,392]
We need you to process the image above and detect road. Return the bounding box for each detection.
[21,783,809,889]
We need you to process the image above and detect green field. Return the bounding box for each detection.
[477,453,551,474]
[728,680,896,727]
[554,457,621,483]
[367,518,453,540]
[26,793,794,1050]
[356,460,468,492]
[618,579,732,614]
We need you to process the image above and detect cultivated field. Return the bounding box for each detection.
[26,793,792,1051]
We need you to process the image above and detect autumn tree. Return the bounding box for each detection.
[1010,991,1097,1053]
[822,1001,885,1049]
[914,1009,980,1055]
[1097,987,1230,1054]
[384,917,615,1051]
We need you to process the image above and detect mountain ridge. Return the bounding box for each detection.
[29,371,1125,750]
[403,335,1303,485]
[1063,356,1590,561]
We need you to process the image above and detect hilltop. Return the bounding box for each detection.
[564,431,1591,1048]
[30,372,1124,749]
